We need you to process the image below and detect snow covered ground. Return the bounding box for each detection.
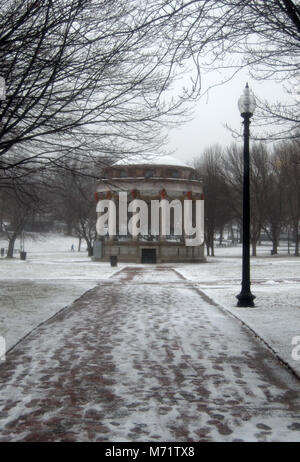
[1,267,300,442]
[0,234,125,350]
[1,234,300,382]
[175,245,300,378]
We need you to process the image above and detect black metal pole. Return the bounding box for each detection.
[236,113,255,307]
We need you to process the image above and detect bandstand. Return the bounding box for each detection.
[93,156,205,263]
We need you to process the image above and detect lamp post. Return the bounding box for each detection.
[236,83,256,307]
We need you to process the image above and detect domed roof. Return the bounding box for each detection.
[114,154,188,167]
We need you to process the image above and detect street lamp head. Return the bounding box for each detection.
[238,82,256,118]
[0,76,6,101]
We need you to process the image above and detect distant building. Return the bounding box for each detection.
[94,156,205,263]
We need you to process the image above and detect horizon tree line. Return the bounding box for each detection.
[194,139,300,257]
[1,138,300,258]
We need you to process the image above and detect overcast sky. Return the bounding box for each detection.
[166,67,288,165]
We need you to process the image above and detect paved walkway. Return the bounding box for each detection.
[0,266,300,441]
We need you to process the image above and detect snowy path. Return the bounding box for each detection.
[0,266,300,441]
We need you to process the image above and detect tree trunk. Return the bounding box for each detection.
[206,244,210,256]
[292,222,299,256]
[87,244,93,257]
[252,240,257,257]
[272,239,278,255]
[230,223,235,244]
[219,227,223,245]
[6,237,17,258]
[210,236,215,257]
[238,225,242,243]
[295,232,299,256]
[270,223,281,255]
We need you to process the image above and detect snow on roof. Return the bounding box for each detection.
[113,154,188,167]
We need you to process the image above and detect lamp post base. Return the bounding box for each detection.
[236,292,256,307]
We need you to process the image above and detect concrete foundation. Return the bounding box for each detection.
[93,239,205,264]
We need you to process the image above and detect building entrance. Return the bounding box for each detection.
[141,248,156,264]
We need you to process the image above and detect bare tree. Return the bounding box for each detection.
[262,149,287,254]
[221,143,271,256]
[49,157,98,255]
[0,0,200,180]
[273,140,300,255]
[194,145,233,256]
[1,178,46,257]
[137,1,300,141]
[3,0,300,183]
[248,144,271,256]
[196,139,300,257]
